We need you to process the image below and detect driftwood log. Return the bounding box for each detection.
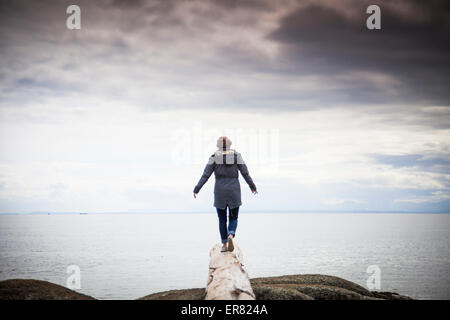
[205,242,255,300]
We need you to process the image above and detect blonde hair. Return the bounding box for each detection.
[216,136,232,150]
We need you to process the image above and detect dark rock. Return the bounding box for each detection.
[249,274,412,300]
[138,288,205,300]
[371,291,413,300]
[139,274,413,300]
[250,274,373,297]
[287,284,377,300]
[252,284,314,300]
[0,279,95,300]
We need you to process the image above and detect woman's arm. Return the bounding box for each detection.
[193,156,216,195]
[236,153,257,192]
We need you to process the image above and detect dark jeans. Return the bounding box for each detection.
[216,206,239,244]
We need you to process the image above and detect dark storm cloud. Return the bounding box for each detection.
[269,0,450,105]
[0,0,449,110]
[0,0,283,110]
[111,0,144,9]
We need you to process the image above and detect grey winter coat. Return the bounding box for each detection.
[193,149,257,209]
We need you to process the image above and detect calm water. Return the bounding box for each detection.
[0,213,449,300]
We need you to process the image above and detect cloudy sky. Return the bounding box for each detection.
[0,0,449,213]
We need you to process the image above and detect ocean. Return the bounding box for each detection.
[0,213,448,299]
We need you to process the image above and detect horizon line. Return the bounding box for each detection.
[0,210,449,215]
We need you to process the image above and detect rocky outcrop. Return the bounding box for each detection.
[0,275,413,300]
[252,274,375,300]
[0,279,95,300]
[137,274,413,300]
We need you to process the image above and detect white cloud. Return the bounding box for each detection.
[394,191,450,204]
[323,197,366,206]
[0,105,449,212]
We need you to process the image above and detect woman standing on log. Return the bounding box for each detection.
[193,136,258,252]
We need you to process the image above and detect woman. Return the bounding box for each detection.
[193,136,258,252]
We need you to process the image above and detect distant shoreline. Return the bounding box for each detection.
[1,211,449,215]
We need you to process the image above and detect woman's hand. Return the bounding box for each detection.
[193,193,198,198]
[252,189,258,195]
